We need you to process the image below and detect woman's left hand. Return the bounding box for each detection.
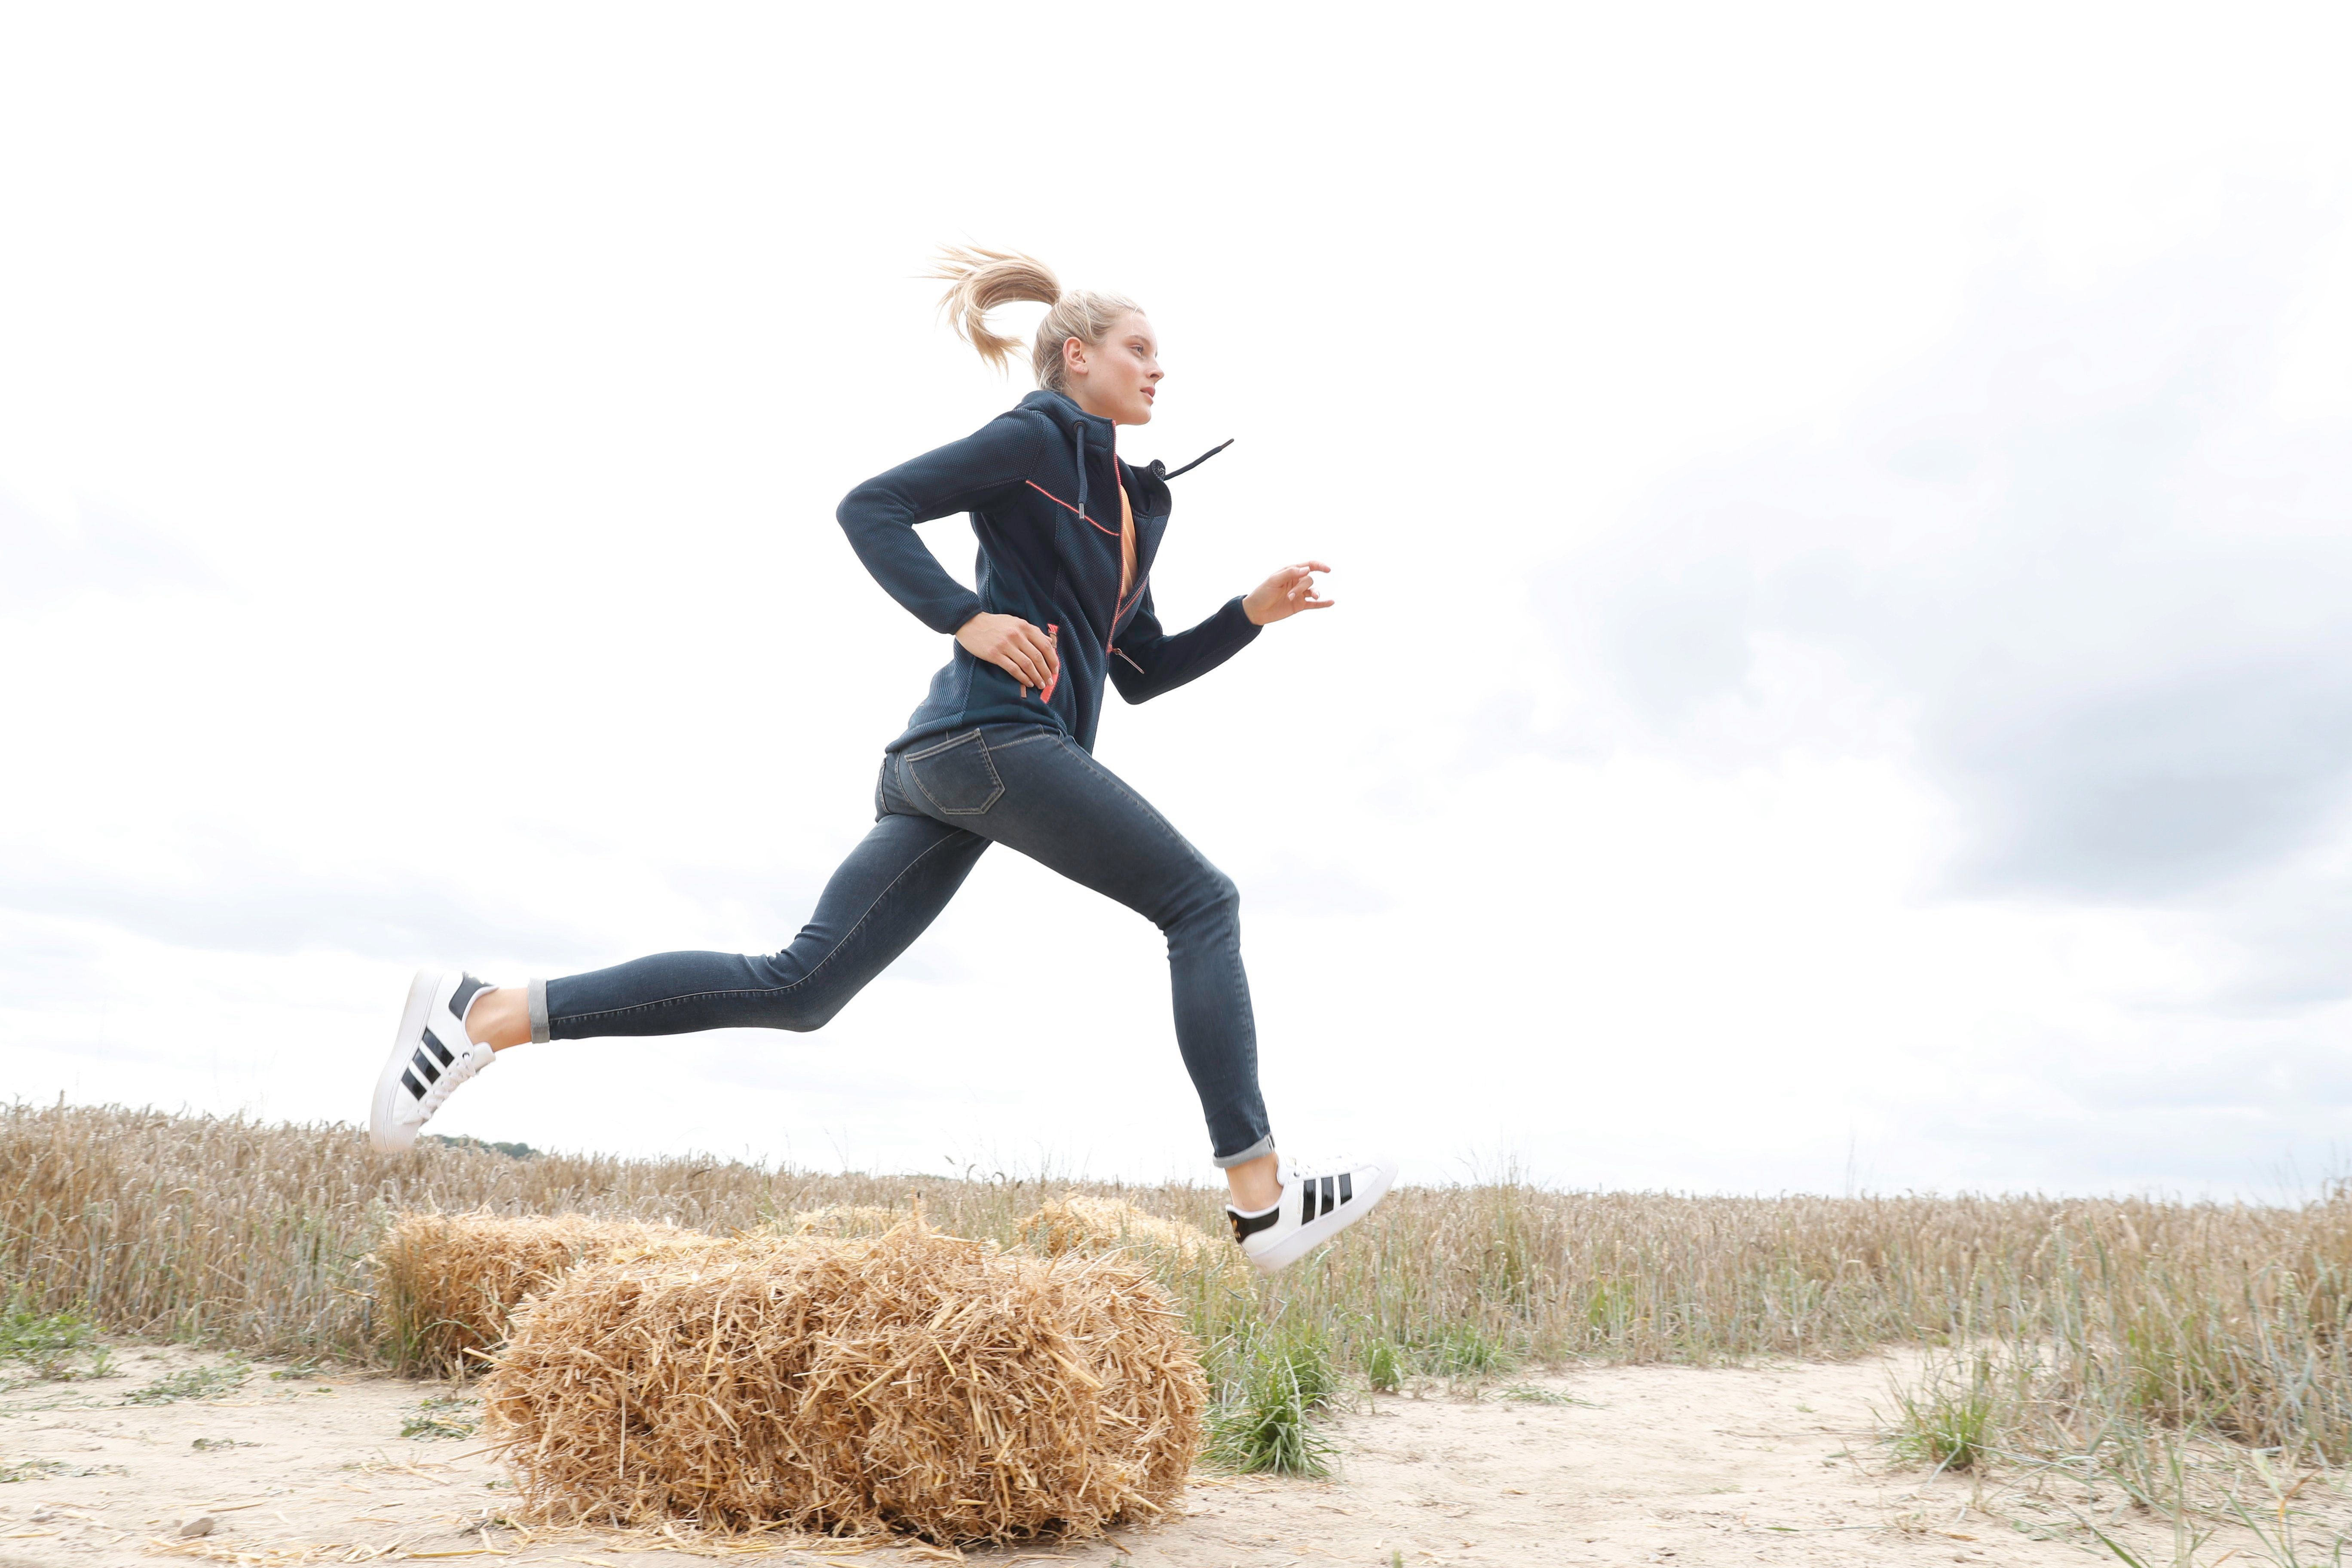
[1243,560,1335,626]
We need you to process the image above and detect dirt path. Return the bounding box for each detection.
[0,1343,2303,1566]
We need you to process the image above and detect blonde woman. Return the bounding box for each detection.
[368,248,1394,1274]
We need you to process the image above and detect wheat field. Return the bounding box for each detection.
[4,1099,2348,1539]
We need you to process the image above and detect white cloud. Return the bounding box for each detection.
[1552,193,2352,905]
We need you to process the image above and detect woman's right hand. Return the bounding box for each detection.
[956,612,1060,693]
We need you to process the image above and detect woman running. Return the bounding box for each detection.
[367,248,1394,1273]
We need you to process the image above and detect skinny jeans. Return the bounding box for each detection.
[532,724,1274,1167]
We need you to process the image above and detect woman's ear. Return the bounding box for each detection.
[1061,336,1089,378]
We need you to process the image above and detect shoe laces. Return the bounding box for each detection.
[418,1043,490,1118]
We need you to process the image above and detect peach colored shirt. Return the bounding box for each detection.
[1117,472,1137,601]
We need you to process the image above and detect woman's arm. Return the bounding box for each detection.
[835,416,1043,635]
[1106,562,1333,704]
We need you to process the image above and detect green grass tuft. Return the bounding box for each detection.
[401,1393,481,1440]
[1,1457,124,1482]
[0,1458,64,1483]
[1207,1326,1339,1476]
[1499,1384,1593,1406]
[123,1360,250,1405]
[1363,1338,1404,1393]
[1415,1319,1521,1381]
[0,1291,110,1381]
[1886,1351,1999,1473]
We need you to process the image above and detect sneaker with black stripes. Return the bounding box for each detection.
[1225,1155,1397,1275]
[369,970,499,1153]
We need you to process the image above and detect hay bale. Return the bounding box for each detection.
[372,1211,717,1377]
[1018,1194,1248,1285]
[786,1204,908,1237]
[481,1222,1206,1544]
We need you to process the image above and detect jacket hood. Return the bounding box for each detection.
[1019,387,1115,441]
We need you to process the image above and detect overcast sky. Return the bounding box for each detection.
[6,4,2352,1196]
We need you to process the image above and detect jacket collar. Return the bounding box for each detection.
[1021,388,1118,447]
[1022,390,1192,531]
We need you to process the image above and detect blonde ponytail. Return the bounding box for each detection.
[928,245,1143,395]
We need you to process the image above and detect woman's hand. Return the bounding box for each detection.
[1243,561,1335,626]
[956,612,1060,692]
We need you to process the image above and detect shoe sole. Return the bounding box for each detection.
[370,969,438,1154]
[1251,1158,1398,1275]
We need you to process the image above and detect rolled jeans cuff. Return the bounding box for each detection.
[1211,1133,1275,1170]
[527,979,551,1044]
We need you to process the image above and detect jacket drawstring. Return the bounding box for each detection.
[1150,439,1233,483]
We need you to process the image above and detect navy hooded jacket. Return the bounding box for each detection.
[837,389,1260,754]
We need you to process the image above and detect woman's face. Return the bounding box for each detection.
[1062,311,1162,426]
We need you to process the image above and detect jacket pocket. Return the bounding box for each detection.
[903,730,1004,816]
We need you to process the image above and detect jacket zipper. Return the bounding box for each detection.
[1107,574,1147,657]
[1024,473,1149,682]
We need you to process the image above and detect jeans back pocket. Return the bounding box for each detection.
[903,731,1004,816]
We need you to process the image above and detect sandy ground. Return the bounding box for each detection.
[0,1342,2318,1567]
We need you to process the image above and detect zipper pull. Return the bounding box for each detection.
[1038,624,1061,703]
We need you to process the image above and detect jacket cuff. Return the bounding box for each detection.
[1218,595,1264,649]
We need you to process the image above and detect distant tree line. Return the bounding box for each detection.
[422,1133,540,1159]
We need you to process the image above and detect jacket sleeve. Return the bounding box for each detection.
[1107,591,1263,704]
[835,416,1042,634]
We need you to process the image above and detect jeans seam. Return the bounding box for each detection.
[904,730,977,762]
[551,828,972,1031]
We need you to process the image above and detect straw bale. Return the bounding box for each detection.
[787,1204,908,1237]
[1018,1194,1248,1285]
[481,1221,1206,1544]
[372,1210,719,1376]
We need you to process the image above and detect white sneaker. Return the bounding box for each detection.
[370,970,498,1153]
[1225,1155,1397,1275]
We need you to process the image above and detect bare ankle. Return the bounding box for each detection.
[1224,1150,1280,1211]
[466,986,532,1051]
